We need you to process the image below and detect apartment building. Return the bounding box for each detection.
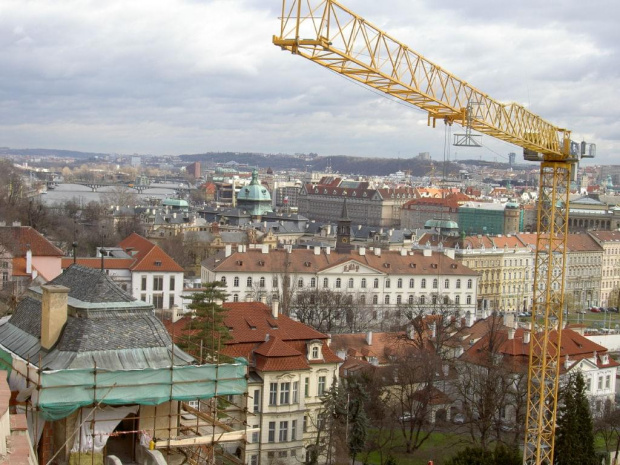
[222,301,341,465]
[589,230,620,306]
[298,177,417,227]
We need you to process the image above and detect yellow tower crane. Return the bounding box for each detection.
[273,2,595,464]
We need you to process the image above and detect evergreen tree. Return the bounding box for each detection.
[555,372,596,465]
[445,444,521,465]
[346,379,369,465]
[183,281,232,362]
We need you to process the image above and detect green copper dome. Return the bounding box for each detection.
[237,170,272,202]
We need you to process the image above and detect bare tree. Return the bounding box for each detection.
[595,400,620,464]
[453,314,521,450]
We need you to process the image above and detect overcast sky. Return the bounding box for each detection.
[1,0,618,165]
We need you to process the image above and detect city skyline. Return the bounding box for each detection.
[1,0,618,164]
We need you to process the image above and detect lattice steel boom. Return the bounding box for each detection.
[274,2,594,463]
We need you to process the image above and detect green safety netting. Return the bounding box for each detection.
[1,350,247,421]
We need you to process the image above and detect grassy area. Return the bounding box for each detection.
[518,311,620,333]
[360,430,473,465]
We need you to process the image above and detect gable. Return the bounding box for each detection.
[318,259,384,276]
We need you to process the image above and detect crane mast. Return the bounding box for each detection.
[273,1,595,463]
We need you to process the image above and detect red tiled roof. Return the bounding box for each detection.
[461,324,619,373]
[0,226,63,257]
[118,232,183,272]
[206,248,477,277]
[61,257,136,270]
[165,302,342,373]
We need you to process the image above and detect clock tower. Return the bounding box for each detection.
[336,199,353,253]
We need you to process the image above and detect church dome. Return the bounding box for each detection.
[237,169,272,202]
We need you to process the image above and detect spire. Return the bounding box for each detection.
[340,198,350,221]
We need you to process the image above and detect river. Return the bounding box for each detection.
[40,183,185,207]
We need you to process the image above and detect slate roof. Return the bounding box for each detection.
[51,265,135,303]
[0,265,194,370]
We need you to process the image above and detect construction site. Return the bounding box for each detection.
[0,265,251,465]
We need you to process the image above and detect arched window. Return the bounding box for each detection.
[384,295,390,305]
[359,295,366,304]
[348,278,354,288]
[247,277,252,287]
[312,347,319,359]
[323,278,329,288]
[310,277,316,288]
[361,278,367,288]
[456,279,461,289]
[444,296,449,304]
[433,279,438,289]
[385,279,391,288]
[421,279,426,289]
[396,295,402,304]
[372,295,378,304]
[335,278,341,288]
[432,295,437,304]
[444,279,450,289]
[298,278,304,288]
[420,295,426,304]
[259,277,265,288]
[466,295,472,304]
[409,278,415,288]
[374,278,379,289]
[272,277,278,287]
[408,295,414,304]
[233,276,239,287]
[220,276,227,285]
[397,278,403,288]
[455,295,460,305]
[467,279,473,289]
[233,294,239,302]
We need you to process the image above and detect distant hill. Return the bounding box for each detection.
[179,152,461,177]
[0,147,110,159]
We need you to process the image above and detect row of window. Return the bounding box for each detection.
[224,275,474,290]
[249,449,299,465]
[266,376,326,407]
[141,275,176,291]
[268,420,298,443]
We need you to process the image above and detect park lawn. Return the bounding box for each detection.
[360,430,472,465]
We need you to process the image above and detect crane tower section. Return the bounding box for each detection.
[274,2,596,464]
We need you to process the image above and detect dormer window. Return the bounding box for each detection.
[155,261,162,266]
[308,340,323,360]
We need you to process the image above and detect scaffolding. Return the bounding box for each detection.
[0,332,251,465]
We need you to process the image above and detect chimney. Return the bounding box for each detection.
[444,249,455,260]
[171,305,180,323]
[262,244,269,254]
[523,330,531,344]
[423,249,432,257]
[431,322,437,339]
[40,285,70,350]
[26,246,32,274]
[400,249,407,256]
[260,294,267,305]
[359,247,366,256]
[366,331,373,346]
[326,247,331,255]
[272,299,280,319]
[508,328,516,340]
[237,245,243,253]
[374,248,381,256]
[314,246,320,255]
[504,312,516,329]
[225,245,232,257]
[564,354,570,370]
